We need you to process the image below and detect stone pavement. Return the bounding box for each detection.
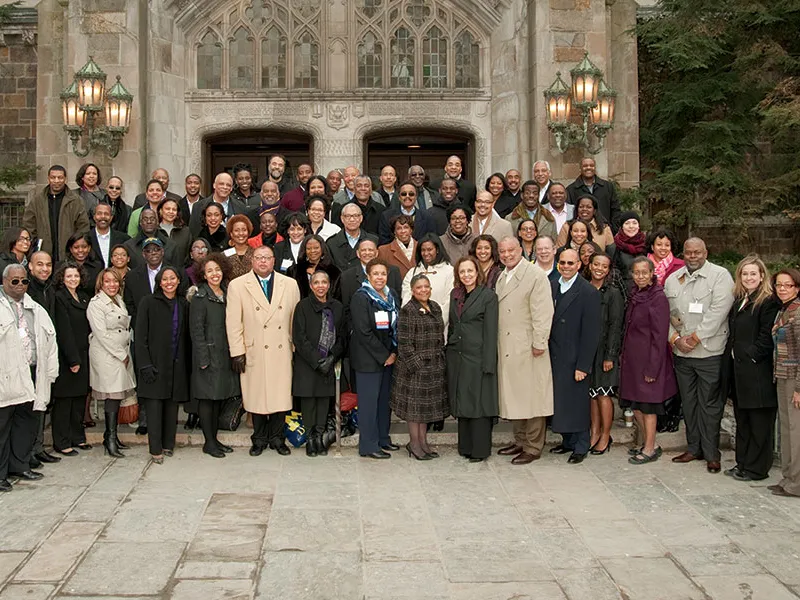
[0,444,798,600]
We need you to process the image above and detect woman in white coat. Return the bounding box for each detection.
[86,268,136,458]
[401,233,455,330]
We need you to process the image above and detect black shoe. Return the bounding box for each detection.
[135,426,147,435]
[203,447,226,458]
[315,433,328,457]
[35,451,61,463]
[406,443,433,461]
[306,439,318,457]
[29,457,42,470]
[381,443,400,452]
[724,466,743,478]
[216,442,233,453]
[163,449,174,457]
[549,445,571,454]
[249,445,264,457]
[270,443,291,456]
[590,437,613,455]
[10,470,44,481]
[76,443,92,450]
[567,453,586,464]
[55,448,79,457]
[361,452,391,459]
[115,438,130,450]
[103,410,125,458]
[0,479,11,492]
[469,457,485,463]
[731,469,753,481]
[184,413,199,430]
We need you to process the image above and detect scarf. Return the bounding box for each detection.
[357,279,398,346]
[648,251,674,286]
[614,230,646,255]
[317,304,336,358]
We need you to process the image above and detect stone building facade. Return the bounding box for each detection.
[33,0,640,197]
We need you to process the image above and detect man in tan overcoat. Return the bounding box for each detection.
[226,245,300,457]
[495,237,554,464]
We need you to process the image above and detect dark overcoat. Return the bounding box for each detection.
[549,276,601,432]
[134,290,190,401]
[189,283,241,401]
[292,295,346,397]
[619,282,677,404]
[590,282,625,390]
[390,298,449,422]
[348,288,399,373]
[722,295,780,409]
[446,286,499,419]
[51,288,91,397]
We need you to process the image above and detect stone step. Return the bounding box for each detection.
[62,418,730,452]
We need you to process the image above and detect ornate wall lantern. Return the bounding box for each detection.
[60,57,133,158]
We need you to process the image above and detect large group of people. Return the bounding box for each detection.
[1,156,799,500]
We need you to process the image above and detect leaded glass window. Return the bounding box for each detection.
[261,27,287,88]
[197,31,222,89]
[358,32,383,88]
[294,32,319,88]
[454,31,479,88]
[423,26,447,89]
[229,27,254,88]
[390,27,414,88]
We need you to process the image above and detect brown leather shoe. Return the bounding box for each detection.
[511,452,539,465]
[767,484,785,493]
[706,461,721,473]
[671,452,701,463]
[498,444,524,456]
[771,486,799,498]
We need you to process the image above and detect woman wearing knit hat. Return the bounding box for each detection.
[614,211,647,292]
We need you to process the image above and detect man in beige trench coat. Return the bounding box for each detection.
[226,245,301,457]
[495,237,554,465]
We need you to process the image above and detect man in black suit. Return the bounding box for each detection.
[548,248,601,464]
[377,182,437,245]
[566,157,621,231]
[430,155,476,209]
[332,175,385,236]
[123,209,169,271]
[90,202,129,267]
[327,203,378,272]
[188,172,247,238]
[179,173,203,226]
[132,168,182,209]
[338,239,402,319]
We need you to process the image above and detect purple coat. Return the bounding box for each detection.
[619,282,677,403]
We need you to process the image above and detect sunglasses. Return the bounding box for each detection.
[107,185,121,190]
[399,191,416,197]
[558,260,576,266]
[9,278,29,285]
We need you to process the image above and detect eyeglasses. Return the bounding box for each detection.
[451,216,467,222]
[192,247,209,254]
[775,283,797,289]
[107,186,121,191]
[558,260,576,266]
[409,172,424,177]
[341,214,361,220]
[9,278,29,285]
[17,236,31,242]
[399,192,416,197]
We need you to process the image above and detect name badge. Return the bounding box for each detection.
[223,247,237,257]
[19,327,27,339]
[280,258,293,272]
[688,302,703,314]
[375,310,390,329]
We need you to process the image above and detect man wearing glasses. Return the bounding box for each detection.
[548,248,601,464]
[0,264,59,492]
[408,165,434,210]
[377,181,436,245]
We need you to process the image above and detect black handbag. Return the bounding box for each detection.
[218,396,245,431]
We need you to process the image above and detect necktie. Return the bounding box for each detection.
[16,301,33,365]
[260,277,271,302]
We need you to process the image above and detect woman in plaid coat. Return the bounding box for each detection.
[390,273,448,460]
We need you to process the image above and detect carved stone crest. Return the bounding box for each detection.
[352,102,365,119]
[327,104,349,130]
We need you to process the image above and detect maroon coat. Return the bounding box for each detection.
[619,282,677,403]
[281,186,306,213]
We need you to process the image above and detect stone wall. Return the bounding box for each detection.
[695,217,800,260]
[0,8,37,169]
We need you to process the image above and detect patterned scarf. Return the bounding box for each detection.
[358,279,398,345]
[317,304,336,358]
[649,252,674,286]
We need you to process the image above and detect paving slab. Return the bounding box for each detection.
[669,543,766,577]
[174,561,257,580]
[364,561,450,597]
[0,584,55,599]
[14,521,104,582]
[186,525,266,561]
[695,574,797,600]
[602,557,706,600]
[257,552,362,600]
[573,519,666,558]
[449,581,567,600]
[440,539,552,582]
[552,567,623,600]
[0,555,27,586]
[729,532,800,586]
[64,491,126,522]
[170,578,253,599]
[201,492,273,526]
[265,509,360,553]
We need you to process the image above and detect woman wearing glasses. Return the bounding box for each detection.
[0,227,32,272]
[102,176,132,233]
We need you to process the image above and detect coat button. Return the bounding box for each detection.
[278,344,282,349]
[256,307,260,311]
[264,325,267,329]
[278,326,281,329]
[265,345,268,349]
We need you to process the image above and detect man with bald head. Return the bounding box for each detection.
[133,168,182,209]
[431,155,477,208]
[505,169,522,201]
[333,166,361,206]
[665,237,733,474]
[189,172,246,237]
[326,203,378,271]
[326,170,343,195]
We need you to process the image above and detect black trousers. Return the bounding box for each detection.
[198,399,221,451]
[251,412,286,448]
[300,397,329,435]
[734,404,776,480]
[142,397,178,456]
[0,401,39,479]
[457,417,493,459]
[51,395,86,450]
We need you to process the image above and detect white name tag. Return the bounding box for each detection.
[280,258,293,272]
[19,327,26,339]
[375,310,389,329]
[688,302,703,314]
[223,247,236,257]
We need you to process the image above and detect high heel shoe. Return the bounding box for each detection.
[405,443,432,461]
[590,436,613,455]
[151,455,164,464]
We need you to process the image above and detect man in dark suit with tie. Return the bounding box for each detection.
[327,203,378,272]
[548,248,601,464]
[188,172,247,238]
[89,202,129,267]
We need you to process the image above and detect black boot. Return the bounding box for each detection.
[316,428,328,456]
[103,410,125,458]
[306,434,318,457]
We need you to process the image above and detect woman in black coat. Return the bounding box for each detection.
[135,266,191,464]
[350,257,400,459]
[292,271,346,457]
[51,263,92,455]
[587,252,624,454]
[447,256,499,462]
[287,234,342,299]
[723,255,781,481]
[189,253,241,458]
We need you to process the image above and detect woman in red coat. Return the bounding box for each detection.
[619,256,677,464]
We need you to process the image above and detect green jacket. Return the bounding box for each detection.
[22,186,89,260]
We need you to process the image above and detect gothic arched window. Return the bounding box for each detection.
[358,32,383,88]
[390,27,414,88]
[261,27,287,88]
[294,31,319,88]
[423,26,447,89]
[197,31,222,89]
[229,26,255,88]
[454,31,479,89]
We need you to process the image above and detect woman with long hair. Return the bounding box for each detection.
[158,198,192,268]
[469,234,502,290]
[0,226,32,272]
[189,254,241,458]
[401,233,454,328]
[87,268,136,457]
[723,255,780,482]
[198,202,229,252]
[556,195,614,251]
[306,195,341,241]
[76,162,104,215]
[225,214,255,279]
[557,219,594,260]
[485,172,516,219]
